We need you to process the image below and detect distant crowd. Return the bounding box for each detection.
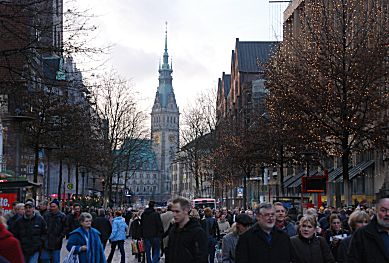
[0,196,388,263]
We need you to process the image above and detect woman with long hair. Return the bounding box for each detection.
[291,215,335,263]
[337,210,370,263]
[324,214,349,261]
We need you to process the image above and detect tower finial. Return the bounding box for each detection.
[165,21,168,52]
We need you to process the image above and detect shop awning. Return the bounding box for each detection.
[334,160,374,183]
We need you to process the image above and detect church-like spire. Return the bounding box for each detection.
[162,21,169,69]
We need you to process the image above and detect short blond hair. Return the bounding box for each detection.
[348,210,370,232]
[299,215,317,229]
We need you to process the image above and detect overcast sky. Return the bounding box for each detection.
[73,0,289,113]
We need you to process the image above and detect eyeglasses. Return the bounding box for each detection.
[332,222,341,224]
[261,213,275,218]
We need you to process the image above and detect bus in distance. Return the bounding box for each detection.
[191,198,216,209]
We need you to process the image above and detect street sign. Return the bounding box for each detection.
[67,183,73,190]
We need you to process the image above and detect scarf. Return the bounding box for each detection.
[80,228,106,263]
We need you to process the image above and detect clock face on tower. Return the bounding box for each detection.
[153,134,160,144]
[169,134,176,143]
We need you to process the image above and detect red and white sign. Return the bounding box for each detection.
[0,193,18,211]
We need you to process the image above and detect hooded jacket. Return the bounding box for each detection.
[109,216,127,241]
[11,212,47,256]
[165,218,208,263]
[140,207,163,239]
[0,223,24,263]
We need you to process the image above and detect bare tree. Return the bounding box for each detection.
[266,0,389,206]
[180,88,217,197]
[90,70,147,207]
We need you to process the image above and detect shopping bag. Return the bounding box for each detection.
[137,240,145,253]
[63,246,79,263]
[131,240,138,254]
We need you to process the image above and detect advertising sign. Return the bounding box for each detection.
[0,192,18,212]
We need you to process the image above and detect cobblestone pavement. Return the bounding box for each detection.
[60,239,166,263]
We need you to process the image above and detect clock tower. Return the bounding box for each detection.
[151,24,179,200]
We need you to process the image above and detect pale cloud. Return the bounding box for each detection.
[72,0,286,115]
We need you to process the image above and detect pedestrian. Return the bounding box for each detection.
[67,212,106,263]
[38,200,49,218]
[91,208,112,249]
[140,201,164,263]
[41,199,68,263]
[348,197,389,263]
[324,214,349,261]
[218,214,231,237]
[107,211,127,263]
[3,202,19,221]
[222,213,253,263]
[0,216,24,263]
[66,203,82,238]
[337,210,370,263]
[165,197,208,263]
[290,215,334,263]
[130,211,145,263]
[274,202,297,237]
[11,200,47,263]
[201,207,220,263]
[189,208,200,221]
[160,204,174,257]
[6,203,24,230]
[235,202,295,263]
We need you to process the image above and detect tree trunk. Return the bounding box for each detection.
[342,142,351,206]
[32,142,40,201]
[75,163,79,198]
[280,145,284,196]
[58,158,63,201]
[243,175,247,210]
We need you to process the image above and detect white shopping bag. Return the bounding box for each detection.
[63,246,80,263]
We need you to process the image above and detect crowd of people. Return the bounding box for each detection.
[0,196,388,263]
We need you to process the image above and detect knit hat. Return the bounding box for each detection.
[51,199,60,207]
[235,213,253,226]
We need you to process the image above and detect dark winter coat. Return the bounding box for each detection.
[67,227,106,263]
[66,212,81,235]
[140,207,163,239]
[337,235,352,263]
[11,213,47,256]
[347,217,389,263]
[290,235,335,263]
[165,218,208,263]
[201,216,220,239]
[235,224,295,263]
[324,228,349,261]
[43,211,68,250]
[130,218,142,240]
[0,222,24,263]
[91,215,111,245]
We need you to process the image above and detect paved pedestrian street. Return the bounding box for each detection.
[60,239,166,263]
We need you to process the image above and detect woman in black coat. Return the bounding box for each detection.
[91,208,112,249]
[291,215,335,263]
[130,211,145,263]
[324,214,349,261]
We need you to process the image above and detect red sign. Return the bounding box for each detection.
[0,193,18,211]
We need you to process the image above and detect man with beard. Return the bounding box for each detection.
[348,197,389,263]
[235,203,295,263]
[66,203,82,238]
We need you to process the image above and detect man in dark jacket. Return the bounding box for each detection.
[12,200,47,263]
[235,203,295,263]
[166,197,208,263]
[348,197,389,263]
[91,208,112,249]
[66,203,81,238]
[41,199,68,263]
[141,200,164,263]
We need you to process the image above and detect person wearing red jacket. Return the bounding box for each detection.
[0,217,24,263]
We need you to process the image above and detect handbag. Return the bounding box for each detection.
[131,240,138,254]
[137,240,145,253]
[63,246,79,263]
